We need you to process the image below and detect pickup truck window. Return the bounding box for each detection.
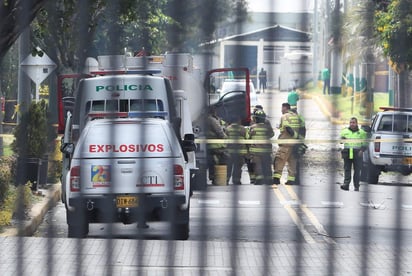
[377,114,412,132]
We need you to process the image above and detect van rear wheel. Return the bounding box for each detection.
[67,210,89,238]
[173,223,189,240]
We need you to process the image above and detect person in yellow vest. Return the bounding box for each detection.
[247,105,271,183]
[206,106,227,185]
[248,110,274,185]
[340,117,368,191]
[225,116,248,185]
[273,103,305,185]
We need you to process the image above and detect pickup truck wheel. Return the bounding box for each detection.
[67,211,89,238]
[173,223,189,240]
[367,164,380,184]
[172,207,189,240]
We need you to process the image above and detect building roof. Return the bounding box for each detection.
[219,24,312,43]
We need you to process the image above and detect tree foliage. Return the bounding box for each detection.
[0,0,48,62]
[375,0,412,72]
[30,0,247,73]
[12,100,49,158]
[0,0,247,74]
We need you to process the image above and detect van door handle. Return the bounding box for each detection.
[118,160,136,164]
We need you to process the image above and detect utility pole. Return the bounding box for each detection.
[17,28,32,123]
[312,0,318,87]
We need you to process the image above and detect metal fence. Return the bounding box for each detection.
[1,1,412,275]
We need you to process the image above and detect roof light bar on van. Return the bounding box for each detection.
[90,69,161,76]
[379,106,412,112]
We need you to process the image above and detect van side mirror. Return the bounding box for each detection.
[361,125,371,133]
[183,133,196,152]
[61,142,75,155]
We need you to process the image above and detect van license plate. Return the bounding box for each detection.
[402,157,412,165]
[116,196,138,208]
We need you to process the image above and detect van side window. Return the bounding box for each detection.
[106,100,118,112]
[130,99,143,111]
[408,116,412,132]
[92,100,105,111]
[130,99,164,112]
[119,99,129,112]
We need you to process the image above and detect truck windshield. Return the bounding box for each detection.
[85,99,164,113]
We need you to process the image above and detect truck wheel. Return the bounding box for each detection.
[67,210,89,238]
[172,207,189,240]
[173,223,189,240]
[68,222,89,238]
[367,163,380,184]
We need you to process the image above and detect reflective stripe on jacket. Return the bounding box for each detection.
[207,114,227,149]
[278,111,305,140]
[248,122,274,153]
[226,123,248,154]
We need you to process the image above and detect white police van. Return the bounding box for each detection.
[60,55,196,239]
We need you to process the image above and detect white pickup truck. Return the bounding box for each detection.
[361,107,412,184]
[60,56,196,239]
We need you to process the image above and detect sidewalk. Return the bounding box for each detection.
[0,184,61,237]
[1,235,411,275]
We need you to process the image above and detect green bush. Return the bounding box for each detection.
[0,156,15,204]
[0,156,34,231]
[0,183,32,229]
[12,100,48,158]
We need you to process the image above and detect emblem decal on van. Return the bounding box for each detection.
[95,84,153,92]
[89,144,164,153]
[91,165,111,187]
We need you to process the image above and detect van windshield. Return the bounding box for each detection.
[85,99,165,113]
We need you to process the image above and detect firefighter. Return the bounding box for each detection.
[247,105,272,183]
[248,110,274,185]
[226,116,248,185]
[340,117,367,191]
[206,106,227,185]
[273,103,305,185]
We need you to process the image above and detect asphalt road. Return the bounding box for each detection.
[34,91,412,248]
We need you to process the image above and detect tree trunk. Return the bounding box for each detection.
[396,70,411,108]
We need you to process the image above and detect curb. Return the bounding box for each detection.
[0,183,61,237]
[302,93,344,125]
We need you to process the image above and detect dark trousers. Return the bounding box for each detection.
[227,153,245,184]
[323,79,330,95]
[253,153,272,184]
[343,156,362,188]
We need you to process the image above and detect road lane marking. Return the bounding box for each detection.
[272,187,316,244]
[238,200,261,205]
[402,204,412,210]
[321,201,344,207]
[197,199,220,205]
[284,185,336,244]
